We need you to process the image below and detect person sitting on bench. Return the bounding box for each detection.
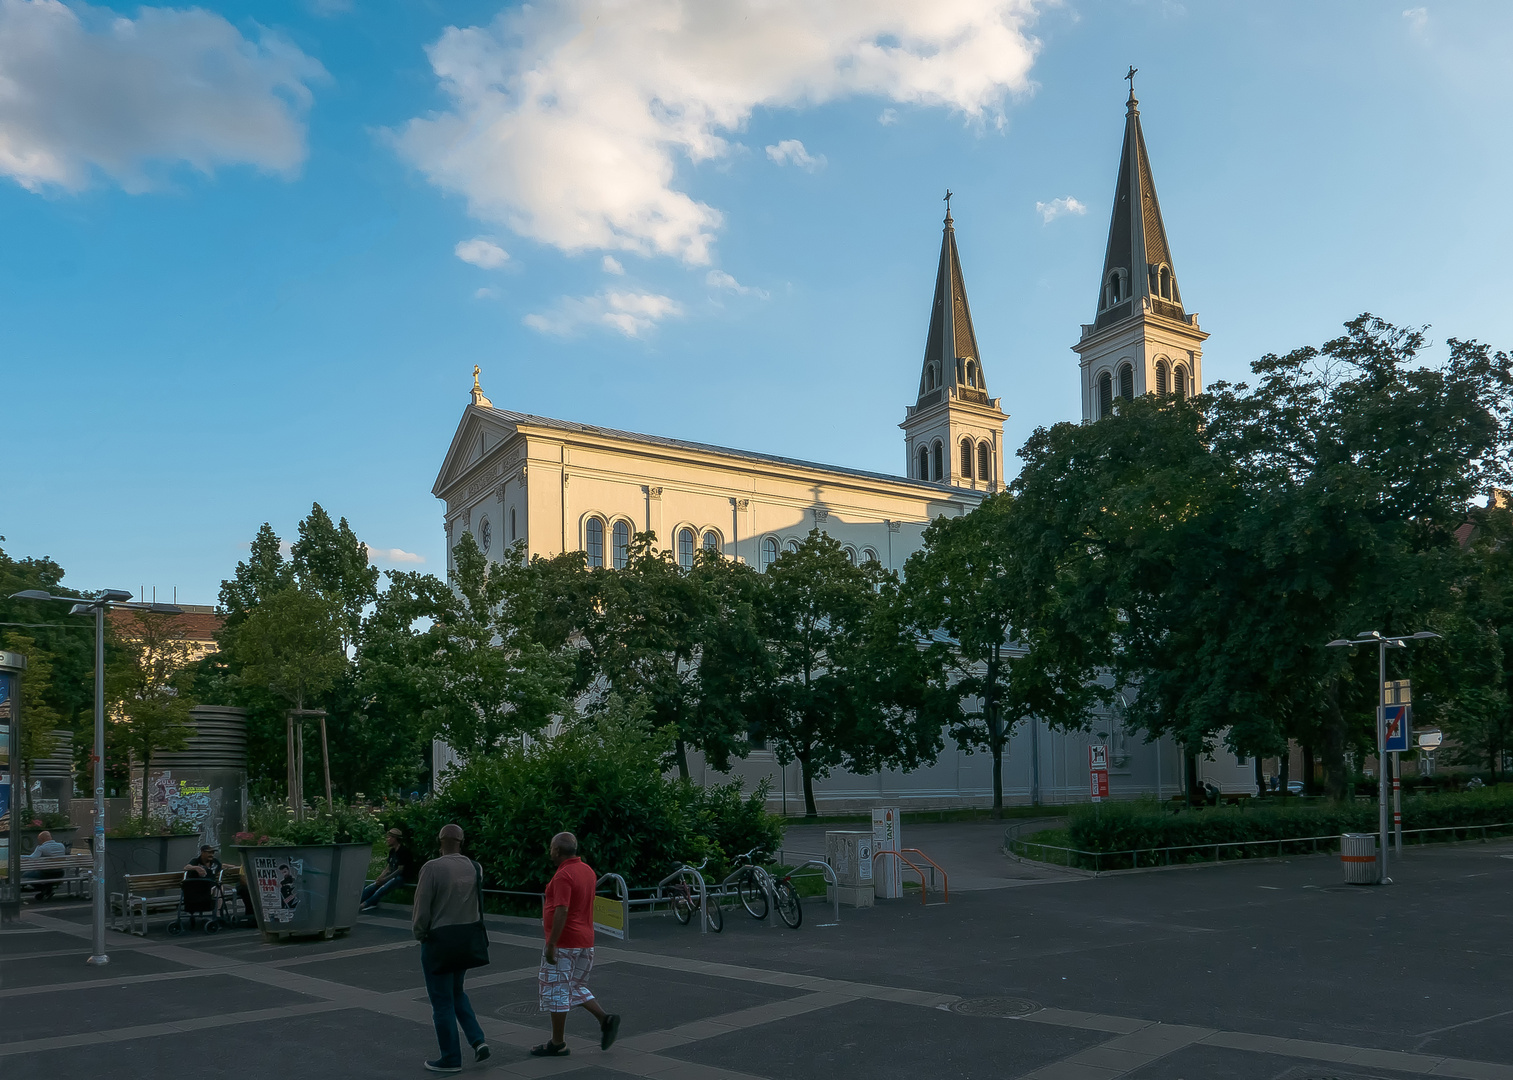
[185,845,223,878]
[22,830,67,900]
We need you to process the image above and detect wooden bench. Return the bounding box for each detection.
[18,853,95,900]
[111,872,187,936]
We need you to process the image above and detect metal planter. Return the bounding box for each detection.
[237,842,371,941]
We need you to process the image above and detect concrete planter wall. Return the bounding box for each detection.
[102,834,203,899]
[236,842,371,941]
[18,827,78,856]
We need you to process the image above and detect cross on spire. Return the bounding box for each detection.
[943,189,953,222]
[1125,65,1138,98]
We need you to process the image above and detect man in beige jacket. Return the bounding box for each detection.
[413,823,489,1073]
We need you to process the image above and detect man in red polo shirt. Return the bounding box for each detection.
[531,832,621,1057]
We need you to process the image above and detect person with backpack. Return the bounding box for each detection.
[413,823,490,1073]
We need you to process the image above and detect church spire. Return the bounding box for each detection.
[918,191,985,400]
[1092,75,1184,330]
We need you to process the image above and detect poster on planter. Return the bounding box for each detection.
[252,854,301,923]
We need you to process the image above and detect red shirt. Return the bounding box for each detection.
[542,856,597,949]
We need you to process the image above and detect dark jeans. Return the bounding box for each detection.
[421,950,486,1066]
[361,877,403,906]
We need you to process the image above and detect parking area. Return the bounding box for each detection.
[3,838,1511,1080]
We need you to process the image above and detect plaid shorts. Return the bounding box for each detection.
[538,947,595,1012]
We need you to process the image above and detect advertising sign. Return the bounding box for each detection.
[871,807,903,899]
[1384,704,1412,753]
[1089,744,1109,803]
[251,854,300,924]
[592,894,626,940]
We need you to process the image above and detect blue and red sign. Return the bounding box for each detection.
[1384,705,1412,753]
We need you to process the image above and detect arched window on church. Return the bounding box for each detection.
[612,520,630,569]
[932,440,944,481]
[977,442,991,484]
[585,517,605,568]
[1173,364,1189,401]
[761,536,779,569]
[960,438,974,480]
[1098,371,1114,419]
[1119,362,1134,401]
[926,365,935,391]
[965,360,977,388]
[843,546,857,565]
[702,529,721,554]
[917,446,930,480]
[510,507,517,542]
[1155,359,1170,396]
[677,528,696,570]
[785,538,800,554]
[861,548,878,564]
[1105,269,1124,307]
[1159,265,1172,300]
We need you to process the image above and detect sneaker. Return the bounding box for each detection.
[600,1014,621,1051]
[424,1061,461,1074]
[472,1043,490,1063]
[360,904,379,913]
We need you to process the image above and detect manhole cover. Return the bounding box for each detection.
[951,996,1041,1018]
[496,1000,540,1018]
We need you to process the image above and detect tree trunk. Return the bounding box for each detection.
[1321,684,1349,802]
[990,711,1004,820]
[140,749,153,825]
[1302,744,1316,796]
[675,736,691,781]
[800,752,817,818]
[1184,750,1201,806]
[1279,747,1291,799]
[1254,756,1265,795]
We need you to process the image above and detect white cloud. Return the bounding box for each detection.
[0,0,323,193]
[765,138,825,171]
[601,255,625,275]
[1402,7,1428,34]
[366,545,426,564]
[1035,195,1087,223]
[474,287,496,299]
[525,290,683,338]
[393,1,1043,266]
[706,269,768,299]
[454,237,510,268]
[878,107,899,125]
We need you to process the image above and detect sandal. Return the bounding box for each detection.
[530,1042,570,1057]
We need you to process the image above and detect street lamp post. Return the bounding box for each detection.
[9,589,181,965]
[1326,629,1441,884]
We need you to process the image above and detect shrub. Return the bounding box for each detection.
[388,712,782,892]
[238,799,384,846]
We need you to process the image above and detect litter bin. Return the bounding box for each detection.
[1340,833,1378,885]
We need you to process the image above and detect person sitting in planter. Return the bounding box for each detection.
[22,830,67,901]
[362,828,415,913]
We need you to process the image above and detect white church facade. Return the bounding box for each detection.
[431,89,1252,811]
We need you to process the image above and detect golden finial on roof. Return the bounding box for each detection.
[470,365,492,408]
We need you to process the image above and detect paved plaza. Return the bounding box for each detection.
[3,836,1511,1080]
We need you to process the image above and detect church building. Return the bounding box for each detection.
[431,87,1247,810]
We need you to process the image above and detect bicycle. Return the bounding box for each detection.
[730,848,802,929]
[667,858,722,932]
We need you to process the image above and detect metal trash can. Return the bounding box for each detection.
[1340,833,1378,885]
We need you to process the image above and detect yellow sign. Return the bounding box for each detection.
[592,894,625,940]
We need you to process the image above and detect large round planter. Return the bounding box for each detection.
[236,842,371,942]
[102,834,203,899]
[19,827,78,856]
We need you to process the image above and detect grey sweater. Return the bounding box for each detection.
[412,853,481,941]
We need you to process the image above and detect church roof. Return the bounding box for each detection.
[917,199,986,400]
[435,405,978,501]
[1094,88,1187,330]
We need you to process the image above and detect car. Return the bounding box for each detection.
[1287,781,1305,795]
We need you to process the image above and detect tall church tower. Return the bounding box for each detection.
[900,199,1007,489]
[1074,80,1208,422]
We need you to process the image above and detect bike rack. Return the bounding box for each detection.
[657,864,712,934]
[791,859,840,927]
[594,872,631,942]
[719,866,777,929]
[872,848,949,905]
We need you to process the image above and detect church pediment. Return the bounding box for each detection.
[432,405,522,499]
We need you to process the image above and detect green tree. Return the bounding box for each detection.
[899,493,1105,816]
[107,610,197,824]
[1,633,60,815]
[754,530,935,818]
[291,503,380,653]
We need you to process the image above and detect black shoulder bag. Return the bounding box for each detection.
[422,860,491,974]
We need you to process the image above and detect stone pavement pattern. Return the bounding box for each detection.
[3,837,1512,1080]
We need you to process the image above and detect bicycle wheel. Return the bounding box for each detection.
[673,892,692,925]
[705,897,723,933]
[738,874,768,920]
[775,880,802,929]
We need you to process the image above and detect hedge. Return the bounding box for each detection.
[1011,787,1513,871]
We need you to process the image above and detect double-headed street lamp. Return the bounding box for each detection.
[1326,629,1441,883]
[10,588,181,965]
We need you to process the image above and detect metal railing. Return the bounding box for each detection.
[656,863,712,934]
[872,848,948,905]
[1005,820,1513,874]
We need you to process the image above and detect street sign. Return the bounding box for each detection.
[871,807,903,899]
[1089,744,1109,802]
[1384,704,1412,753]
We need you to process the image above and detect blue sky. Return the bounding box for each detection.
[5,0,1511,604]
